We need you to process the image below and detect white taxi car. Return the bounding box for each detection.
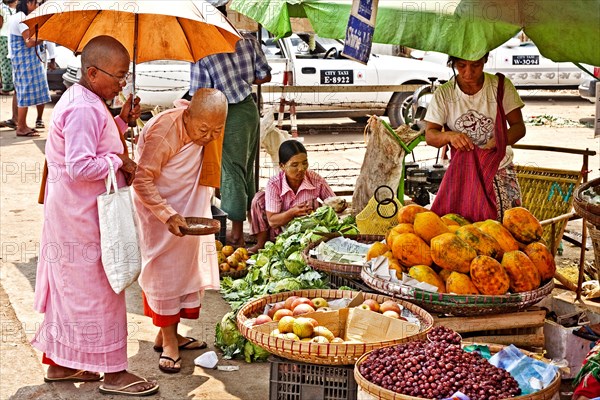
[63,33,452,126]
[412,38,590,89]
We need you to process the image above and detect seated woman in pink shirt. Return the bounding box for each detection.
[249,140,335,253]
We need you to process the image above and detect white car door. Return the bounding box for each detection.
[284,34,380,109]
[489,41,559,86]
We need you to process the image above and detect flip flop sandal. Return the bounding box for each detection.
[158,354,181,374]
[44,369,103,383]
[153,336,207,352]
[36,120,45,129]
[16,130,40,137]
[1,119,17,129]
[99,378,159,397]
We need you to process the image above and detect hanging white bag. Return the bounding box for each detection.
[97,157,141,294]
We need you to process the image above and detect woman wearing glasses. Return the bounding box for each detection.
[8,0,50,136]
[248,140,336,253]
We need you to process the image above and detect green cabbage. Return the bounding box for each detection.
[214,312,246,359]
[243,341,270,363]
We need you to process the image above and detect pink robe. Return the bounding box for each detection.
[132,104,219,317]
[31,84,129,373]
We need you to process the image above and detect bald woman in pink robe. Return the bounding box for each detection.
[132,88,227,373]
[31,36,159,396]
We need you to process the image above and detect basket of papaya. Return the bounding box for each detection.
[360,205,555,316]
[354,325,561,400]
[301,233,385,279]
[236,289,433,365]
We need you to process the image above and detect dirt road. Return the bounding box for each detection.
[0,90,597,399]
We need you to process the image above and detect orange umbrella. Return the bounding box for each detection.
[23,0,240,63]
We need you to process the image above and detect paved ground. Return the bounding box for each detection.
[0,90,598,399]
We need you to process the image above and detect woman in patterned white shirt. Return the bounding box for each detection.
[248,140,335,253]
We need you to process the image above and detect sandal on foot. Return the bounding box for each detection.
[153,337,207,353]
[1,119,17,129]
[158,354,181,374]
[16,129,40,137]
[44,369,103,383]
[99,378,159,396]
[36,119,45,129]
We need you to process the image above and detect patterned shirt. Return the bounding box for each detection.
[265,170,336,214]
[189,32,271,104]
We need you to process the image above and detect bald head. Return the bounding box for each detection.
[183,89,228,146]
[81,36,130,70]
[189,88,227,118]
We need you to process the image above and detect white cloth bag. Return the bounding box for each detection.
[97,157,141,294]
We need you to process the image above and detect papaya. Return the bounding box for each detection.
[472,221,485,228]
[447,225,461,233]
[386,223,415,248]
[383,251,404,277]
[478,219,519,253]
[503,207,543,244]
[430,233,477,273]
[409,265,446,293]
[524,242,556,281]
[442,213,471,226]
[446,272,480,295]
[439,269,452,282]
[366,242,390,261]
[396,204,428,224]
[455,225,504,259]
[501,250,541,293]
[440,215,459,226]
[470,255,510,295]
[414,211,450,244]
[391,233,432,267]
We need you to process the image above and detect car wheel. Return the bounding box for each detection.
[386,91,414,128]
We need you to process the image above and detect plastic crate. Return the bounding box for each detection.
[211,205,227,245]
[269,357,357,400]
[326,273,375,293]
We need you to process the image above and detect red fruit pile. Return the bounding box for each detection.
[427,325,462,346]
[359,340,520,400]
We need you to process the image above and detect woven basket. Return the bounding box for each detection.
[236,289,433,365]
[574,177,600,226]
[219,268,248,279]
[515,165,582,254]
[302,233,385,279]
[361,267,554,316]
[354,343,561,400]
[180,217,220,236]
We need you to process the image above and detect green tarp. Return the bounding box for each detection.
[230,0,600,65]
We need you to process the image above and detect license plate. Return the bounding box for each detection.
[512,55,539,65]
[320,70,354,84]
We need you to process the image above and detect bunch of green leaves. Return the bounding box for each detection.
[216,205,358,361]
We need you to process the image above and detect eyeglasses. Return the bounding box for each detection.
[90,65,132,85]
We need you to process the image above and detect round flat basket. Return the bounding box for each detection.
[361,267,554,316]
[236,289,433,365]
[219,268,248,279]
[354,343,561,400]
[574,177,600,226]
[302,233,385,279]
[180,217,220,236]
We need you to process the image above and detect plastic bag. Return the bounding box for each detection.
[489,344,559,395]
[352,116,421,215]
[260,106,292,165]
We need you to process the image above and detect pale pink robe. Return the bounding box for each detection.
[32,84,130,372]
[132,103,219,317]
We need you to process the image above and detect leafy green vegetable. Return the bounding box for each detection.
[214,312,246,359]
[216,205,359,362]
[243,341,271,363]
